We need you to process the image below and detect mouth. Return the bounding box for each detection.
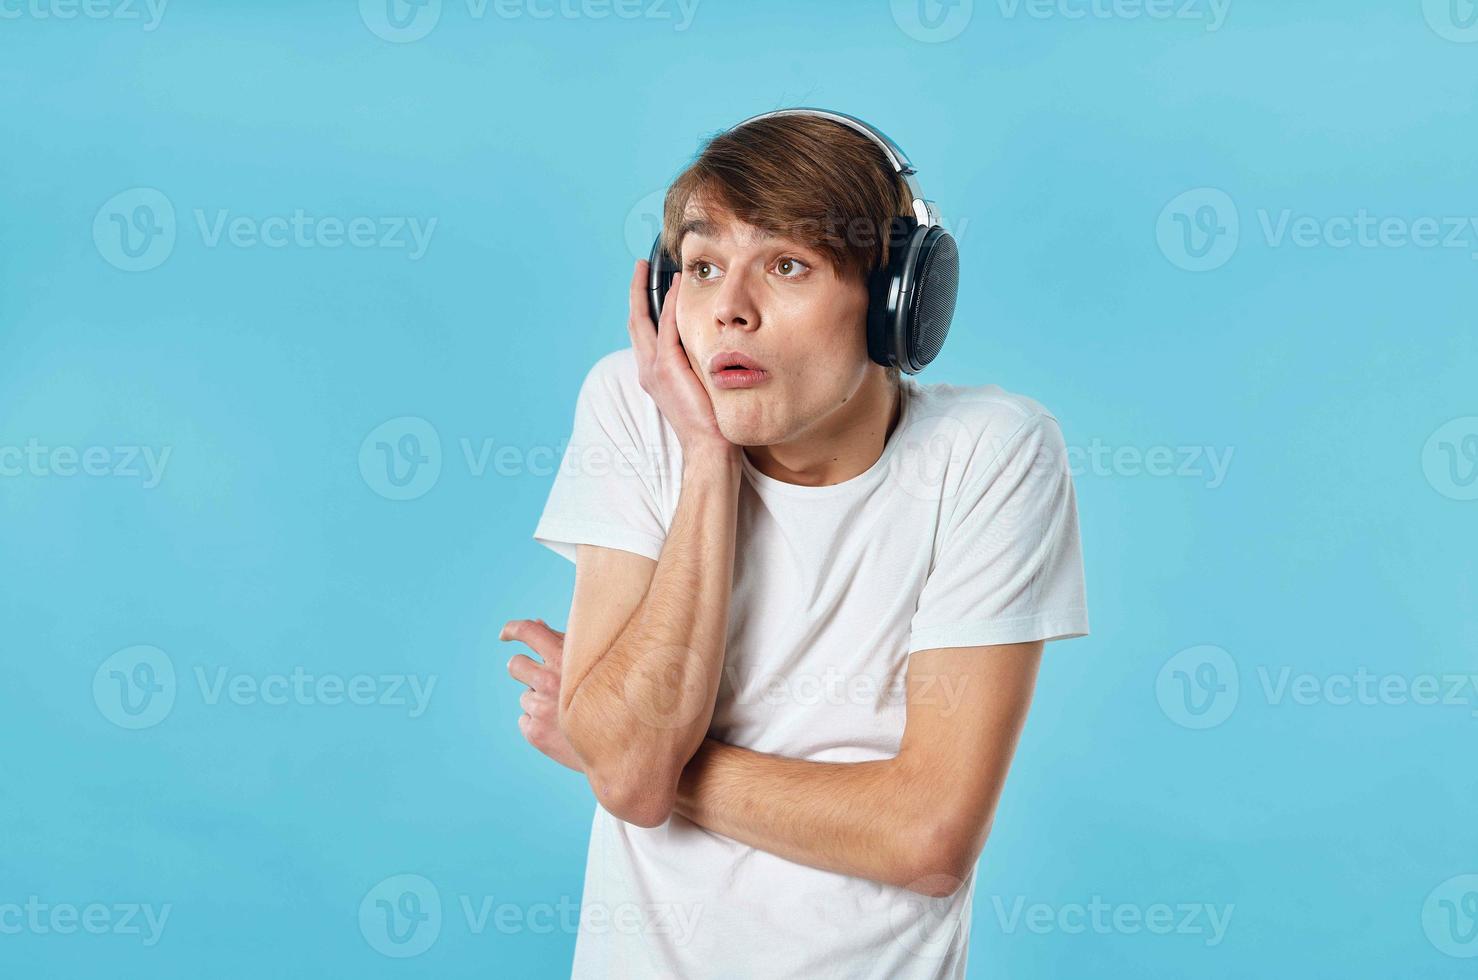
[708,350,771,390]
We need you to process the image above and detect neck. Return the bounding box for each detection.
[743,369,901,488]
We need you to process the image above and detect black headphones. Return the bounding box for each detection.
[646,107,959,376]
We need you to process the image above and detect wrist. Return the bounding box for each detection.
[683,442,742,477]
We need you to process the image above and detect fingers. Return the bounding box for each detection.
[627,259,656,362]
[519,687,554,715]
[656,270,682,355]
[499,619,564,664]
[507,653,556,693]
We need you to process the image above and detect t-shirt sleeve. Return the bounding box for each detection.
[532,351,671,564]
[906,412,1089,654]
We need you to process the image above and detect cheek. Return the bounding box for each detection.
[675,291,704,345]
[781,290,868,354]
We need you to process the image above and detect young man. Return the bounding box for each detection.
[503,111,1089,978]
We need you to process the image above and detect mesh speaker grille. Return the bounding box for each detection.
[910,233,959,367]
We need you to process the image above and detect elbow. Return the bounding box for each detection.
[597,778,677,828]
[585,764,677,828]
[898,817,981,898]
[561,703,677,827]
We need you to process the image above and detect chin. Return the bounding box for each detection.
[715,420,765,447]
[715,409,780,448]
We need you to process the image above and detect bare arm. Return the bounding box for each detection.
[671,641,1044,895]
[558,449,741,827]
[506,626,1043,890]
[555,260,747,827]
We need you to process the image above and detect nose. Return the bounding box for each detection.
[712,265,760,332]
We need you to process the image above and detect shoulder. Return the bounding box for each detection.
[582,346,642,400]
[576,347,657,425]
[576,347,680,451]
[904,378,1067,469]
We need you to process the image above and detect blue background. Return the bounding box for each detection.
[2,1,1475,976]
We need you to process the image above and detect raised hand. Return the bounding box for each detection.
[627,259,739,463]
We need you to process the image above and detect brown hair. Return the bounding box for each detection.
[659,112,913,387]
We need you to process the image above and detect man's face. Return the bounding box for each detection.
[674,203,875,448]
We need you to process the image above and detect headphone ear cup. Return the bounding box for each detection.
[904,225,959,372]
[647,236,680,324]
[866,216,923,369]
[867,217,958,374]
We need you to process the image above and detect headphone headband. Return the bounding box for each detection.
[730,107,939,228]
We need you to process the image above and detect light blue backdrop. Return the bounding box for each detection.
[2,1,1474,976]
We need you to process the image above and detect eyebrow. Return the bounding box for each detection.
[677,217,719,242]
[676,218,795,265]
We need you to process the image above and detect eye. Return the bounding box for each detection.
[685,259,722,281]
[775,256,810,278]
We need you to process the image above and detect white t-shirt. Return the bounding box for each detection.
[532,346,1089,980]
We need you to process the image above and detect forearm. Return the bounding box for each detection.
[562,449,742,820]
[673,738,967,893]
